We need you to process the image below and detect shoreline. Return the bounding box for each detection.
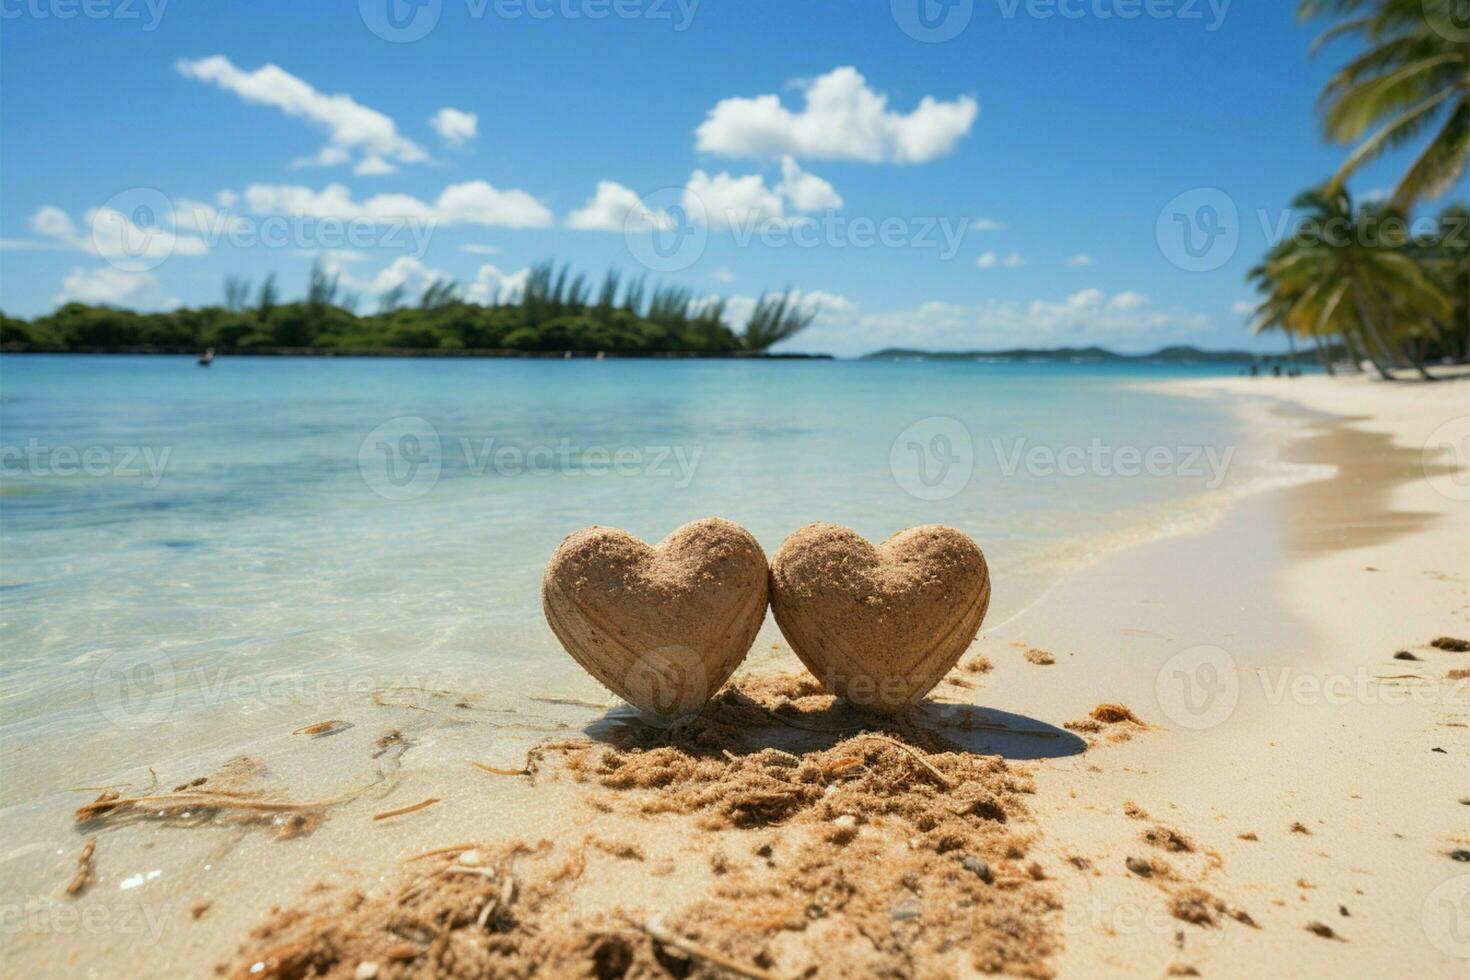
[2,374,1466,976]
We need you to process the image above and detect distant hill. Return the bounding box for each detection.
[861,344,1271,363]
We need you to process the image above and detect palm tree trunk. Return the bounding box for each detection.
[1284,329,1299,375]
[1337,330,1366,372]
[1349,278,1398,381]
[1358,276,1435,381]
[1310,331,1336,376]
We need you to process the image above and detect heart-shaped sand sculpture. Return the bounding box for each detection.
[770,523,990,715]
[542,518,768,723]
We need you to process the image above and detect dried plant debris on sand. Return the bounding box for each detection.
[75,743,409,841]
[225,674,1061,978]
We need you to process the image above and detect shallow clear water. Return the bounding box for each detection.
[0,354,1262,796]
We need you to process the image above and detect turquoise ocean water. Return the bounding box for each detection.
[0,355,1275,795]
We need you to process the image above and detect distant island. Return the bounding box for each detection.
[861,345,1277,363]
[0,260,821,358]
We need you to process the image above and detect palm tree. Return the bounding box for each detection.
[1262,188,1452,380]
[1408,203,1470,360]
[1248,259,1328,374]
[1300,0,1470,210]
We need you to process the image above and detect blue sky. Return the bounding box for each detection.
[1,0,1463,355]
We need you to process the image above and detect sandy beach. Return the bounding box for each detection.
[3,372,1467,978]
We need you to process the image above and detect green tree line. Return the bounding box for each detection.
[0,261,819,356]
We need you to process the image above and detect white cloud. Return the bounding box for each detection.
[565,181,671,231]
[977,250,1025,269]
[28,204,210,268]
[684,169,794,231]
[969,218,1005,232]
[175,56,428,170]
[291,146,352,170]
[53,267,179,309]
[1231,300,1257,316]
[1066,252,1094,267]
[775,156,843,211]
[241,180,553,228]
[465,263,530,304]
[459,243,501,255]
[695,66,977,164]
[353,155,399,176]
[0,238,64,251]
[337,257,529,308]
[710,267,735,284]
[429,107,479,149]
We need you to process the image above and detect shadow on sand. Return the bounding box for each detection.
[584,678,1087,763]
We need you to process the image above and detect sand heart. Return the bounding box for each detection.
[541,518,768,723]
[770,523,990,714]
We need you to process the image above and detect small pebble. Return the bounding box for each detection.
[1305,921,1340,940]
[1451,850,1470,863]
[458,849,483,867]
[1393,651,1420,661]
[1125,857,1152,877]
[890,898,920,922]
[354,964,380,980]
[832,814,857,830]
[1459,797,1470,806]
[961,856,994,884]
[1339,905,1349,917]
